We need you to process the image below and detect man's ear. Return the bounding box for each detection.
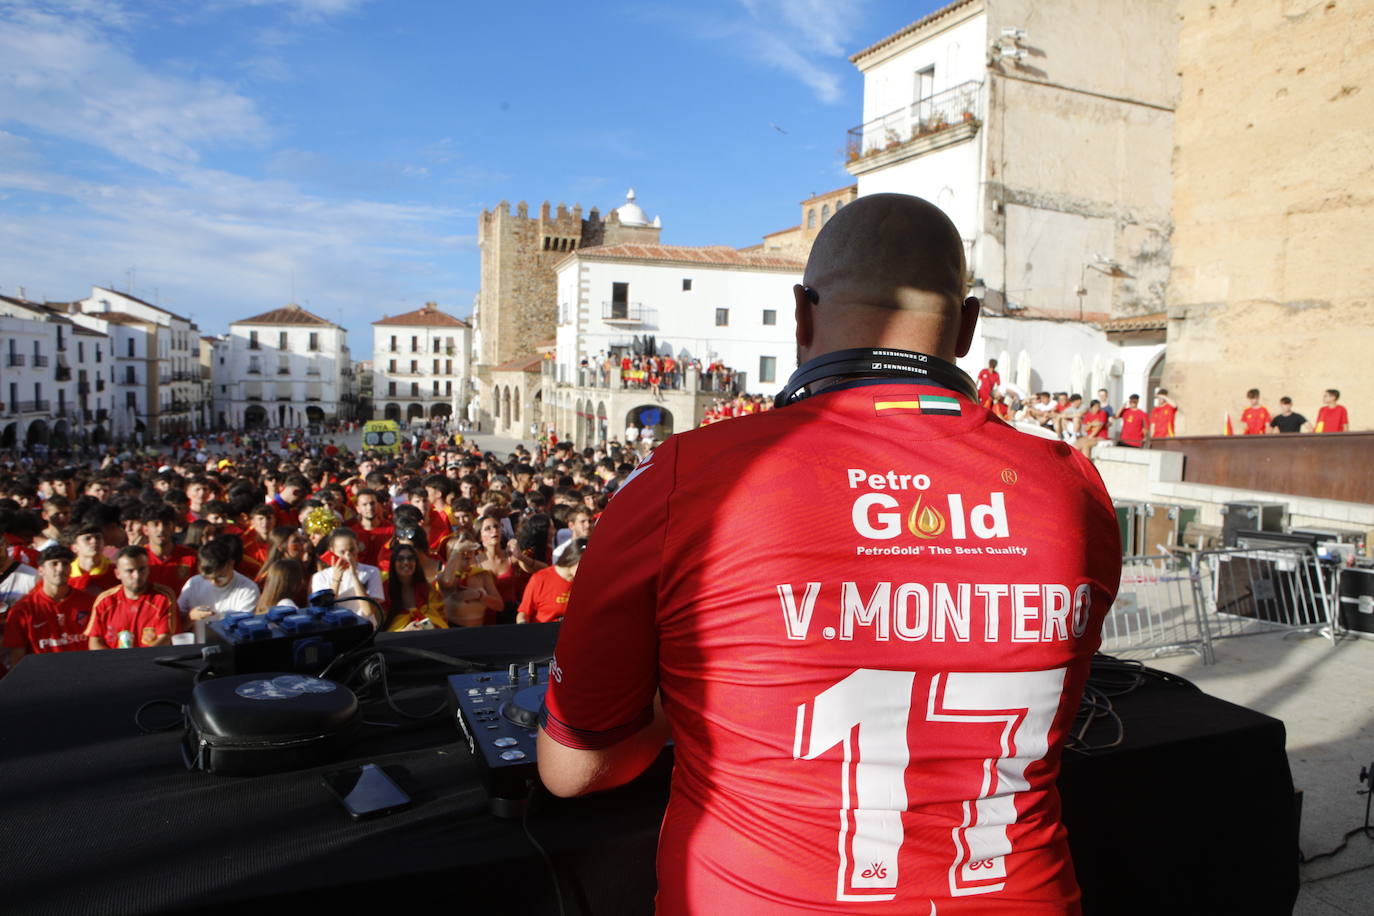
[955,296,980,358]
[793,284,814,355]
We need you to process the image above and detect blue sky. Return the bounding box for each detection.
[0,0,940,338]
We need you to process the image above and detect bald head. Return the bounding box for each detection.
[794,193,978,363]
[804,193,967,312]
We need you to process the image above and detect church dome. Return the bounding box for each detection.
[615,188,652,227]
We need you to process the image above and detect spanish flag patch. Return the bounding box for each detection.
[872,392,963,417]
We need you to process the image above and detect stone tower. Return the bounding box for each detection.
[475,190,662,371]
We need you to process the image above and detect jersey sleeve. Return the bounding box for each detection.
[541,438,675,750]
[3,598,31,650]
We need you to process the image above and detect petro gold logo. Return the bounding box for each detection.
[907,495,947,539]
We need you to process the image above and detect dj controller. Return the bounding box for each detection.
[449,662,549,816]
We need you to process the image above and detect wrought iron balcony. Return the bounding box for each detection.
[7,353,25,367]
[32,355,50,368]
[846,80,983,163]
[56,367,71,381]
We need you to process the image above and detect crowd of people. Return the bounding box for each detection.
[0,434,642,670]
[973,359,1351,456]
[578,352,743,398]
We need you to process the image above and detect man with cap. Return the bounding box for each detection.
[538,193,1120,914]
[5,545,95,664]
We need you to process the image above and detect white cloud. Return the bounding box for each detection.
[0,4,268,171]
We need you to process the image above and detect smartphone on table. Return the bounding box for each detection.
[322,763,412,820]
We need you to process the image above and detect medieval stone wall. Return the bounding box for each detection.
[1165,0,1372,432]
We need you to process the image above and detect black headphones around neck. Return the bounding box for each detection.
[773,347,979,408]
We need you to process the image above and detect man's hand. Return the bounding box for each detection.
[187,606,217,621]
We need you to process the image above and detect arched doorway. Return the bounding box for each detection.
[1,423,15,449]
[624,405,673,445]
[1146,351,1166,401]
[25,419,49,446]
[596,401,608,444]
[406,403,424,422]
[384,402,401,422]
[244,404,267,429]
[305,405,325,428]
[430,402,451,419]
[51,419,70,449]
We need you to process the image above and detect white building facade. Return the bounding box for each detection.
[0,295,105,450]
[553,244,802,396]
[846,0,1177,403]
[371,303,472,424]
[76,286,204,436]
[214,305,354,430]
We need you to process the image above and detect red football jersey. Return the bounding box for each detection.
[1315,405,1348,433]
[146,544,197,592]
[1241,406,1270,435]
[1148,404,1176,439]
[517,566,573,623]
[88,585,179,648]
[68,557,119,597]
[3,585,95,654]
[1117,408,1147,445]
[349,521,395,568]
[544,381,1121,914]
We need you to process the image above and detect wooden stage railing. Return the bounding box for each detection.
[1147,431,1373,504]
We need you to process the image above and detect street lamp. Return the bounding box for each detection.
[1076,256,1133,319]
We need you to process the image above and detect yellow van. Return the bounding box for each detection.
[361,419,402,455]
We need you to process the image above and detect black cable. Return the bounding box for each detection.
[522,784,568,916]
[134,698,184,734]
[1299,787,1373,864]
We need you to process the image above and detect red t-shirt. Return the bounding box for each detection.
[1148,404,1176,439]
[1241,406,1271,435]
[1080,409,1109,439]
[976,369,1000,402]
[544,382,1121,914]
[69,557,119,597]
[146,544,198,592]
[517,566,574,623]
[1118,407,1147,445]
[88,585,179,648]
[349,521,396,568]
[1315,405,1349,433]
[3,585,95,654]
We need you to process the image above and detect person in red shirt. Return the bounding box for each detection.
[1118,394,1147,447]
[240,505,275,570]
[269,475,310,529]
[1314,389,1350,433]
[976,358,1000,408]
[4,545,94,664]
[1148,389,1178,440]
[1240,388,1271,435]
[516,539,584,623]
[86,546,179,649]
[68,525,118,596]
[140,505,197,592]
[348,489,395,567]
[538,193,1120,914]
[1076,398,1110,457]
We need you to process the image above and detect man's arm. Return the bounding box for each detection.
[536,440,674,797]
[537,698,671,797]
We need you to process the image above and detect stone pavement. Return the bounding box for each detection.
[1149,632,1374,915]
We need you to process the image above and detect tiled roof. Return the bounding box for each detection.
[800,185,856,205]
[94,287,190,323]
[234,303,342,329]
[89,311,153,326]
[568,243,805,271]
[372,302,471,328]
[492,353,543,373]
[1097,312,1168,332]
[850,0,977,64]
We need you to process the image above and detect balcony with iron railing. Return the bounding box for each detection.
[306,366,321,376]
[56,366,71,381]
[7,353,26,367]
[846,80,983,170]
[32,355,50,368]
[10,400,51,413]
[600,302,657,328]
[247,366,262,375]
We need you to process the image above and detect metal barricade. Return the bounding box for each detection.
[1101,554,1211,662]
[1189,546,1338,645]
